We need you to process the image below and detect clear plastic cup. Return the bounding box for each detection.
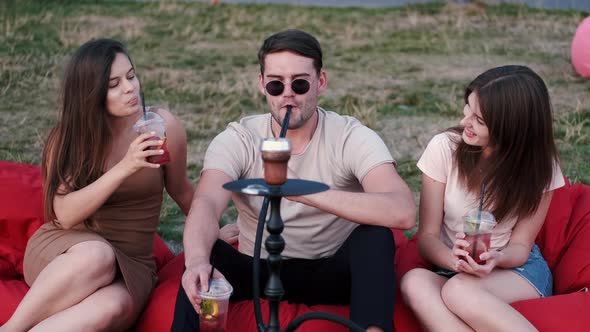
[198,278,233,332]
[132,111,170,165]
[462,208,496,264]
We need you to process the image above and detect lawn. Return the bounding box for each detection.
[2,0,589,253]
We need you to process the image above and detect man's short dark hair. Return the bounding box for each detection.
[258,29,323,75]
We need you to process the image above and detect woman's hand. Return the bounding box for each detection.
[456,247,503,277]
[219,223,239,245]
[118,132,164,175]
[450,232,470,271]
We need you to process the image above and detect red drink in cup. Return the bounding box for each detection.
[463,209,496,264]
[132,111,170,165]
[200,313,227,332]
[145,136,170,164]
[463,232,492,264]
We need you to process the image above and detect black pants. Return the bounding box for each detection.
[171,225,395,332]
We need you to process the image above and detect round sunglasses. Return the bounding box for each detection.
[265,79,311,96]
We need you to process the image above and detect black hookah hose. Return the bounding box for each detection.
[253,106,291,331]
[252,196,270,332]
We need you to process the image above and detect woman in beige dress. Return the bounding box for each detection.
[0,39,194,332]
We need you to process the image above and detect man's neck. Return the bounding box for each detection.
[271,109,319,155]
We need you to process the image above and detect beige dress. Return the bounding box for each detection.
[23,166,164,316]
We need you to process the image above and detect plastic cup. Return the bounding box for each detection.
[198,278,233,332]
[132,111,170,165]
[260,138,291,185]
[462,208,496,264]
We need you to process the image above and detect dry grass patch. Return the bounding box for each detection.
[378,115,457,160]
[59,16,147,48]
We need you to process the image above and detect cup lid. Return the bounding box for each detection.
[198,278,233,299]
[464,208,496,225]
[132,111,164,129]
[261,138,291,152]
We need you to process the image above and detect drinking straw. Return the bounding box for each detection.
[471,183,486,260]
[279,105,292,138]
[477,183,486,224]
[141,92,147,121]
[207,254,216,292]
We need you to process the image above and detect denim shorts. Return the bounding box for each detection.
[436,244,553,297]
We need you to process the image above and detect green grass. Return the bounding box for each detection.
[2,0,589,252]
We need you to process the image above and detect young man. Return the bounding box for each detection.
[172,29,415,332]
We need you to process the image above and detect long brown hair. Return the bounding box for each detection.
[449,65,559,222]
[42,39,133,226]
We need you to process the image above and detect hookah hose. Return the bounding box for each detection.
[252,196,269,331]
[253,106,291,331]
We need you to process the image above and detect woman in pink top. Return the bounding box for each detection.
[400,65,564,332]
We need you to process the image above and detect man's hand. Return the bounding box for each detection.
[181,262,224,313]
[219,223,239,245]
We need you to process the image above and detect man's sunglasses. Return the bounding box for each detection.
[265,79,311,96]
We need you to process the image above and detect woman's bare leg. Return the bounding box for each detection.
[29,279,135,332]
[442,270,539,332]
[1,241,116,332]
[400,268,473,332]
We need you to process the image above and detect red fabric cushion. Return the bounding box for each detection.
[0,161,44,278]
[536,182,590,294]
[548,184,590,294]
[392,228,408,251]
[153,234,174,272]
[512,291,590,331]
[553,230,590,294]
[0,279,30,324]
[136,254,185,332]
[393,287,421,332]
[395,236,431,280]
[535,179,574,271]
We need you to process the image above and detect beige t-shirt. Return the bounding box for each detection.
[203,108,395,259]
[417,132,565,250]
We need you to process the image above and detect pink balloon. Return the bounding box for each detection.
[572,16,590,78]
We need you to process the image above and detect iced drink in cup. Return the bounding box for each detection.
[462,208,496,264]
[260,138,291,185]
[198,278,233,332]
[132,111,170,165]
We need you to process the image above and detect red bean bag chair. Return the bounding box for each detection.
[395,178,590,332]
[572,16,590,78]
[0,160,174,325]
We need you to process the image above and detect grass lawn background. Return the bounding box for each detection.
[2,0,589,253]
